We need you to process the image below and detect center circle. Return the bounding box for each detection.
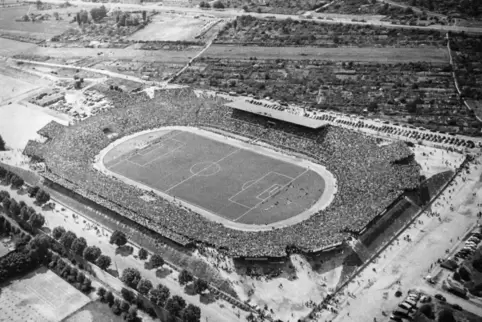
[190,161,221,176]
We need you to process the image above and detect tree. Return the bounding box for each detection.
[121,268,141,288]
[9,199,20,217]
[109,230,127,247]
[35,0,42,10]
[419,304,434,319]
[142,10,147,23]
[71,237,87,256]
[90,5,107,22]
[53,12,60,20]
[193,278,208,294]
[179,269,193,286]
[52,226,66,240]
[35,189,50,205]
[11,175,24,189]
[29,213,45,229]
[0,135,5,151]
[165,295,186,317]
[138,248,148,260]
[28,186,40,198]
[0,168,7,180]
[182,304,201,322]
[125,305,138,322]
[96,255,112,270]
[212,0,224,9]
[97,286,106,298]
[105,291,115,306]
[59,231,77,249]
[83,246,101,262]
[28,234,51,259]
[150,254,164,268]
[242,5,249,12]
[149,284,170,307]
[121,287,136,303]
[120,301,130,312]
[437,308,456,322]
[137,278,153,295]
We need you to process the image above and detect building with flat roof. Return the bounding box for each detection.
[225,99,329,129]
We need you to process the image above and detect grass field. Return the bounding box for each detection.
[128,15,209,42]
[0,267,91,322]
[103,129,328,226]
[0,6,71,37]
[203,45,450,63]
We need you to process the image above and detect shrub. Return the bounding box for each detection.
[97,286,106,297]
[212,0,224,9]
[105,291,115,306]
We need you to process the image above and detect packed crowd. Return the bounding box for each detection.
[24,89,421,258]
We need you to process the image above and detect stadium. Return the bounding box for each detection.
[24,88,427,259]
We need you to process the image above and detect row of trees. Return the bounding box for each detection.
[0,191,46,232]
[48,254,93,294]
[52,226,112,270]
[120,266,201,322]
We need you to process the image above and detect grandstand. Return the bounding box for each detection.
[24,89,423,259]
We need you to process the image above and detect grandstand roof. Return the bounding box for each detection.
[226,99,329,129]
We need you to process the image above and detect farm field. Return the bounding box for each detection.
[128,14,210,41]
[0,6,72,37]
[203,44,449,63]
[0,267,91,322]
[102,128,332,227]
[0,38,38,56]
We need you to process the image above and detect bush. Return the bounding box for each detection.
[97,286,106,297]
[105,291,115,306]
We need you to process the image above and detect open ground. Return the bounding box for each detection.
[128,14,213,42]
[202,45,450,63]
[0,266,91,322]
[100,127,335,229]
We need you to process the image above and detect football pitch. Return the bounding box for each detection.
[103,129,330,226]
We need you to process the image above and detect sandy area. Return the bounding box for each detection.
[0,267,91,322]
[412,144,466,178]
[0,73,39,104]
[0,103,68,150]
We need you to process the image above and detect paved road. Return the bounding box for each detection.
[417,285,482,316]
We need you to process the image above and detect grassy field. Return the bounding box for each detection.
[0,267,91,322]
[128,14,210,42]
[202,45,450,63]
[0,6,71,37]
[104,129,325,225]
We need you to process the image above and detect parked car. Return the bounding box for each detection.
[451,303,462,311]
[398,302,412,310]
[434,294,446,302]
[390,315,403,322]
